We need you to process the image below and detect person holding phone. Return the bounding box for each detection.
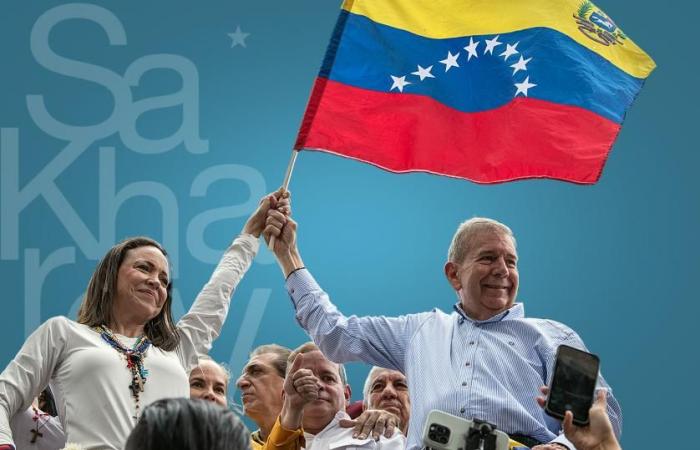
[264,213,622,450]
[538,388,622,450]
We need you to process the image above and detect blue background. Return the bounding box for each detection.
[0,1,695,449]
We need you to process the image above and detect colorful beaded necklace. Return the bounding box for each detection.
[95,325,151,420]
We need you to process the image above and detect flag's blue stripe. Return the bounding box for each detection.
[320,11,644,124]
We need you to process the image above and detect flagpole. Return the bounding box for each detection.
[269,149,299,251]
[280,149,299,193]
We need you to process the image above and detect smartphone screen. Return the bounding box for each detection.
[545,345,600,425]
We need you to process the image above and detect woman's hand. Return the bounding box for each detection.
[242,189,290,238]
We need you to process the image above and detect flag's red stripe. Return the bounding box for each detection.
[296,78,621,184]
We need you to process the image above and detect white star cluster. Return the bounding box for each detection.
[388,36,537,98]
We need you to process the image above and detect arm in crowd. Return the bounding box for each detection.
[0,318,68,447]
[176,191,289,371]
[260,354,312,450]
[279,354,317,432]
[264,212,429,373]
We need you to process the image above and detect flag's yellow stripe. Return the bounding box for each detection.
[342,0,655,79]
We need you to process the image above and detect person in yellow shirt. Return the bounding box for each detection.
[237,344,292,450]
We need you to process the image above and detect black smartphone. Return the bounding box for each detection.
[545,344,600,426]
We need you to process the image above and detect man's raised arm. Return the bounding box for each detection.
[263,210,427,373]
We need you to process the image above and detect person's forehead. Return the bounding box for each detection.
[192,360,227,384]
[303,351,341,375]
[124,246,169,269]
[248,352,278,368]
[468,230,517,255]
[371,370,406,385]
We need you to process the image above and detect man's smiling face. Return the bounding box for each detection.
[446,229,519,321]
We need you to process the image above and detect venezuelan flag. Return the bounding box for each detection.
[295,0,655,184]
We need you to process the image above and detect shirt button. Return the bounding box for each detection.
[460,407,466,414]
[462,381,467,386]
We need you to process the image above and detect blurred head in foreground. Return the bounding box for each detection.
[124,398,249,450]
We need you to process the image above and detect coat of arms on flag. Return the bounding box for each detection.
[294,0,655,184]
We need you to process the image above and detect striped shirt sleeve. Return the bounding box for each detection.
[286,269,427,373]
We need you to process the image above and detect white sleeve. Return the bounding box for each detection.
[176,234,258,372]
[0,317,69,446]
[551,434,577,450]
[8,408,34,449]
[286,268,429,373]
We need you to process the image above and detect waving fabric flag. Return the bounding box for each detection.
[295,0,655,184]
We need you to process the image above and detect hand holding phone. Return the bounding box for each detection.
[544,345,600,426]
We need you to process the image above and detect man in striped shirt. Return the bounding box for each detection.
[264,213,622,450]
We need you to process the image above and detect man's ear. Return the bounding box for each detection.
[444,261,462,290]
[344,384,352,404]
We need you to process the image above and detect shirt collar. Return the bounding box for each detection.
[453,302,524,324]
[332,410,350,423]
[250,430,264,445]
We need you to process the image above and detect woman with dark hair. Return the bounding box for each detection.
[0,191,288,450]
[125,398,249,450]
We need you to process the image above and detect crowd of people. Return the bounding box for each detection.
[0,190,622,450]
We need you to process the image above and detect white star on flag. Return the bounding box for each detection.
[440,51,460,71]
[514,76,537,96]
[412,65,435,81]
[464,37,479,61]
[500,42,520,60]
[390,75,411,92]
[510,55,532,75]
[228,25,250,48]
[483,35,502,54]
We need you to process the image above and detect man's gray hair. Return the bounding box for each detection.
[447,217,516,264]
[362,366,388,407]
[287,342,348,386]
[250,344,292,378]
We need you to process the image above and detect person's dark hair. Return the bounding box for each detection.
[250,343,292,378]
[77,236,179,351]
[125,398,250,450]
[38,387,58,417]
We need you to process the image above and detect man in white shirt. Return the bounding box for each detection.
[262,342,405,450]
[363,368,410,434]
